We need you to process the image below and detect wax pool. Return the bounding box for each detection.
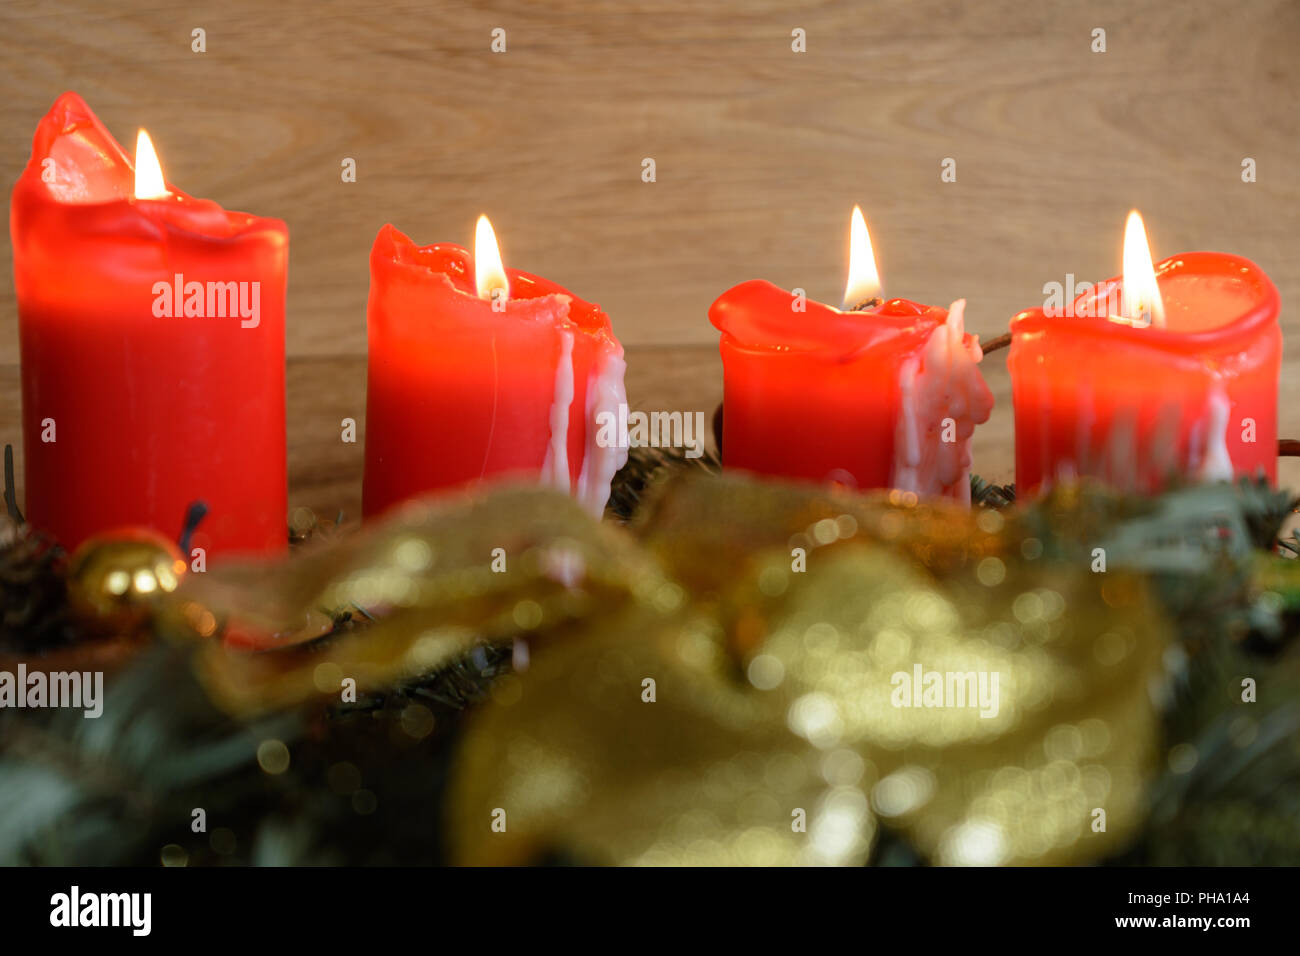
[10,93,288,557]
[362,224,627,518]
[1009,252,1280,494]
[709,281,994,502]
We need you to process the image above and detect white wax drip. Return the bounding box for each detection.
[1061,380,1233,489]
[891,299,994,504]
[1197,385,1233,483]
[576,349,629,517]
[539,330,575,494]
[538,326,628,518]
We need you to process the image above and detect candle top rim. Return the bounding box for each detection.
[372,222,617,342]
[709,278,951,359]
[1010,252,1279,350]
[13,91,286,244]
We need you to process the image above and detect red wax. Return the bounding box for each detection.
[362,224,626,518]
[10,93,288,557]
[1009,252,1281,494]
[709,281,993,501]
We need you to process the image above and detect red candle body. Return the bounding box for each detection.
[1009,253,1280,495]
[10,93,288,557]
[709,281,993,502]
[362,225,626,518]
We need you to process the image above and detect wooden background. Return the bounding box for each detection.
[2,0,1299,519]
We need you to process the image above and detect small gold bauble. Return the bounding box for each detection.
[67,527,187,630]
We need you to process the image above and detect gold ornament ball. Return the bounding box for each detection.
[67,527,188,630]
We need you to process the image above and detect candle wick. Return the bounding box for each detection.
[179,500,208,554]
[848,296,883,312]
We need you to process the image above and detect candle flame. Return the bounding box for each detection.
[1120,209,1165,328]
[133,129,169,200]
[474,214,509,302]
[843,205,882,309]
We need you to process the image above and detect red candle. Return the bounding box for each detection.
[1009,211,1281,495]
[10,93,288,557]
[362,218,627,518]
[708,207,994,502]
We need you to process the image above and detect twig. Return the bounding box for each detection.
[3,445,24,524]
[982,332,1011,354]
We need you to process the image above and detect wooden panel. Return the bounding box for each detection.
[1,0,1299,514]
[1,0,1298,356]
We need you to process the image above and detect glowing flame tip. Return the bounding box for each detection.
[474,214,509,302]
[133,129,168,200]
[1121,209,1165,328]
[843,205,881,309]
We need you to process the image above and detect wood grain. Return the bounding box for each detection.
[2,0,1299,515]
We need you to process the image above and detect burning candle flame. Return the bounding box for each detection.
[1120,209,1165,328]
[474,214,509,302]
[843,205,882,309]
[133,129,168,200]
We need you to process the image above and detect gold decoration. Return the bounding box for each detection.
[443,475,1170,866]
[168,486,673,715]
[67,527,187,632]
[161,474,1174,865]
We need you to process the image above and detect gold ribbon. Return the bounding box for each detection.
[169,475,1170,865]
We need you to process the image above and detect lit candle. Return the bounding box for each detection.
[1008,211,1281,494]
[362,219,627,518]
[708,207,994,502]
[11,93,288,557]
